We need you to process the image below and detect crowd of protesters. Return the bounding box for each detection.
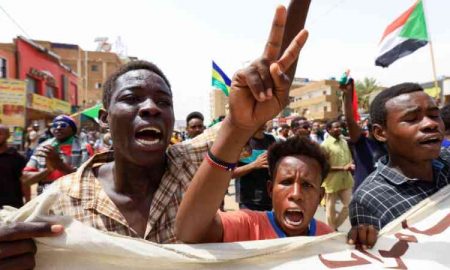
[0,0,449,268]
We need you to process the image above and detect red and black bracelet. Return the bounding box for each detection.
[205,148,237,172]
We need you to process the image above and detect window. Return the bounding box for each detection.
[91,64,98,72]
[61,75,69,101]
[0,58,6,78]
[45,85,57,98]
[95,82,102,89]
[26,76,38,94]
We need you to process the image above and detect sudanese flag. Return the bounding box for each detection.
[375,0,428,67]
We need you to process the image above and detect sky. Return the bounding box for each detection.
[1,0,449,121]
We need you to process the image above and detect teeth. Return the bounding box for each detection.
[284,209,303,226]
[139,127,161,133]
[136,138,160,146]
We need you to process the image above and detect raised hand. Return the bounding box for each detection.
[228,5,308,132]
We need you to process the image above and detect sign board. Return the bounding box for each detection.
[51,98,71,114]
[30,93,52,113]
[0,79,26,127]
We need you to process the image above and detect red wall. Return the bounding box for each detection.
[16,39,78,106]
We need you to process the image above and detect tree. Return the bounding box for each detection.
[355,77,380,112]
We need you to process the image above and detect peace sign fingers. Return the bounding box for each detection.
[262,5,287,62]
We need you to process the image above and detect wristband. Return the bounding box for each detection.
[206,148,237,172]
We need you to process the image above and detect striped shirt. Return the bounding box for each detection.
[350,148,450,230]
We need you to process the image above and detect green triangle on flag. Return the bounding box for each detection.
[399,0,428,41]
[81,103,102,122]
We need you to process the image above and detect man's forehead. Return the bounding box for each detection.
[118,69,161,83]
[115,69,171,96]
[386,91,435,110]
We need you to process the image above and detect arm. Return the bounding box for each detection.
[175,5,309,243]
[21,169,53,186]
[282,0,311,81]
[341,80,362,143]
[231,152,268,178]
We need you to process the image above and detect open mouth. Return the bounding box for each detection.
[419,136,442,146]
[284,209,304,226]
[135,127,163,146]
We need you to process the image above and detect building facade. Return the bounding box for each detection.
[209,89,228,122]
[35,41,124,109]
[289,80,341,120]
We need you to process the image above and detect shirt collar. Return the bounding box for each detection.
[266,211,316,237]
[377,155,445,185]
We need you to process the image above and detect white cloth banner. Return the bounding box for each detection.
[1,184,449,270]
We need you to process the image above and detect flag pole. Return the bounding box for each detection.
[422,0,441,104]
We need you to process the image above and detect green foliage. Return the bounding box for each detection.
[355,77,380,112]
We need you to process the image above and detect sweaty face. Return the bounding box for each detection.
[268,155,324,236]
[380,91,444,162]
[105,69,174,167]
[186,118,204,138]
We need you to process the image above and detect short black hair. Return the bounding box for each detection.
[186,111,204,124]
[268,136,330,182]
[290,116,308,129]
[326,118,340,130]
[441,104,450,131]
[102,60,171,109]
[369,82,423,127]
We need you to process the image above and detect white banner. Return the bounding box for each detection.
[1,185,449,269]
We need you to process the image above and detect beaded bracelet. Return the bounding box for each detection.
[206,148,237,172]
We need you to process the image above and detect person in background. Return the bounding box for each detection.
[21,115,93,194]
[277,123,290,141]
[321,119,354,231]
[440,104,450,148]
[25,123,40,161]
[290,116,311,138]
[310,120,324,144]
[185,111,205,140]
[339,79,386,192]
[233,123,276,211]
[38,122,54,144]
[0,124,27,209]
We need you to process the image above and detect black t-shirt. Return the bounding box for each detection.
[237,133,275,208]
[350,134,387,192]
[0,148,26,208]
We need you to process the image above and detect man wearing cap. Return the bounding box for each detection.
[21,115,93,194]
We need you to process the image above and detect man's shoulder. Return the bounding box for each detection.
[352,170,387,201]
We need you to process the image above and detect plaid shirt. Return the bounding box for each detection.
[48,124,219,244]
[350,148,450,230]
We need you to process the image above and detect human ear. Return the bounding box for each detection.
[267,180,274,199]
[372,123,387,142]
[319,186,325,201]
[98,108,109,130]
